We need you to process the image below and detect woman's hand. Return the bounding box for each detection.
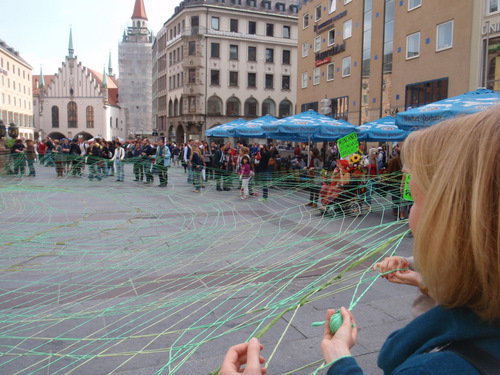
[373,256,409,279]
[220,338,266,375]
[320,307,357,364]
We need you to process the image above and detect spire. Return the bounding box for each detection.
[132,0,148,21]
[108,50,113,77]
[68,26,74,58]
[102,65,108,88]
[39,66,45,88]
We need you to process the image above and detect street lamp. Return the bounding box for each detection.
[8,123,19,139]
[0,120,6,138]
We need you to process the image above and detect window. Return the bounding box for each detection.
[67,101,77,128]
[313,68,320,85]
[211,43,220,58]
[248,72,257,88]
[211,70,220,85]
[342,56,351,77]
[232,0,242,4]
[207,96,222,115]
[245,98,258,116]
[211,17,220,30]
[230,45,239,59]
[327,63,335,81]
[262,99,276,116]
[263,1,271,9]
[408,0,421,11]
[279,100,292,118]
[328,28,336,46]
[191,16,199,34]
[303,13,309,29]
[329,0,336,13]
[189,41,196,55]
[329,96,349,120]
[248,46,257,61]
[276,2,285,11]
[230,19,239,33]
[283,50,291,64]
[248,0,256,7]
[405,77,448,109]
[188,68,196,83]
[229,71,239,86]
[282,75,290,90]
[265,74,274,89]
[226,97,241,116]
[249,21,256,34]
[51,106,59,128]
[266,23,274,37]
[86,106,94,128]
[436,20,453,51]
[188,96,196,112]
[406,32,420,59]
[283,25,290,39]
[489,0,499,13]
[302,42,309,57]
[302,72,308,88]
[345,0,352,4]
[315,5,322,21]
[343,19,352,39]
[314,36,321,52]
[265,48,274,63]
[301,102,319,112]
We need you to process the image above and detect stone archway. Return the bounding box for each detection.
[74,131,93,140]
[176,124,185,145]
[47,132,66,140]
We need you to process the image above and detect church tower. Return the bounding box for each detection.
[118,0,153,138]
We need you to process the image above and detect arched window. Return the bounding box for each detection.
[168,100,174,117]
[226,97,241,116]
[279,100,293,118]
[51,106,59,128]
[262,99,276,116]
[207,96,222,115]
[174,98,179,116]
[86,106,94,128]
[244,98,258,117]
[67,101,77,128]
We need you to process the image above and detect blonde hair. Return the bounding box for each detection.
[402,106,500,323]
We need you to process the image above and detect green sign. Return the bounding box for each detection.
[337,132,359,158]
[403,174,414,202]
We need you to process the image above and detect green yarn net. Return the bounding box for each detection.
[0,156,410,374]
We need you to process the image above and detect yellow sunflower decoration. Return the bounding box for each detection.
[349,154,361,165]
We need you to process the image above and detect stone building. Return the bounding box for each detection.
[119,0,154,139]
[0,39,34,140]
[33,30,124,141]
[154,0,299,143]
[297,0,485,125]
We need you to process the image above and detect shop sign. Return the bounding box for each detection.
[314,10,348,33]
[482,19,500,35]
[315,57,331,67]
[315,41,346,62]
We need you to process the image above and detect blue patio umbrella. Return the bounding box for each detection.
[356,116,408,141]
[396,88,500,131]
[262,110,357,141]
[234,114,276,138]
[205,118,247,137]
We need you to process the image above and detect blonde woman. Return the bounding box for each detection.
[220,106,500,374]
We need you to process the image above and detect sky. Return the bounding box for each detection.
[0,0,177,77]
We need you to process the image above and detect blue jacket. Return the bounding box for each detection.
[328,306,500,374]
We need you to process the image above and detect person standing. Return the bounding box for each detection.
[37,139,46,165]
[191,145,204,193]
[213,144,225,191]
[132,141,144,181]
[184,139,194,183]
[25,139,36,177]
[110,141,125,182]
[61,138,71,175]
[44,137,56,167]
[155,139,171,187]
[10,139,26,176]
[141,139,155,184]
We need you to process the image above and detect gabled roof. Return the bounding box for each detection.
[32,75,55,96]
[132,0,148,21]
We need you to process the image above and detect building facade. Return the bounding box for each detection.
[480,0,500,90]
[154,0,299,143]
[119,0,153,139]
[33,31,124,141]
[0,39,34,139]
[297,0,480,125]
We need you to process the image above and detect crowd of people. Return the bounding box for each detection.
[3,135,408,214]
